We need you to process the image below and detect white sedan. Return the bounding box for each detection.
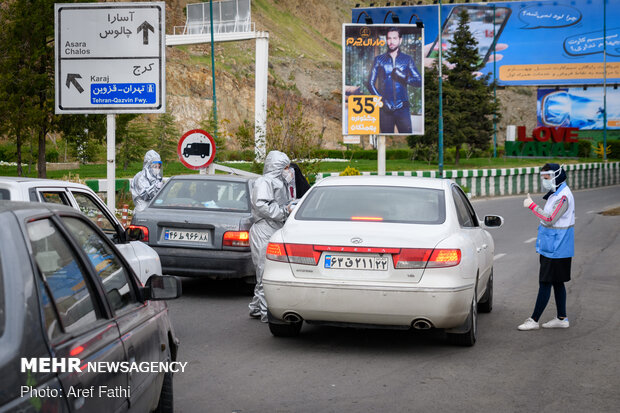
[262,176,503,346]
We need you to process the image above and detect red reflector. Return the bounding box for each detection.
[69,345,84,356]
[223,231,250,247]
[314,245,400,254]
[266,243,288,262]
[284,244,321,265]
[127,225,149,242]
[392,248,433,269]
[351,216,383,221]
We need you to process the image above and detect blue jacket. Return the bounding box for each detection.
[529,183,575,258]
[368,51,421,111]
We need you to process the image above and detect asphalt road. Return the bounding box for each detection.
[167,184,620,413]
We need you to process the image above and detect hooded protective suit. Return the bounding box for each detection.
[131,150,163,212]
[248,150,292,322]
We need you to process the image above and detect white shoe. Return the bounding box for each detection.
[542,317,569,329]
[518,318,540,331]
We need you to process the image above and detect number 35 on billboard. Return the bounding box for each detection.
[347,95,382,135]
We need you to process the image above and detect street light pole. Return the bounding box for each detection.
[209,0,218,143]
[438,0,444,178]
[603,0,608,161]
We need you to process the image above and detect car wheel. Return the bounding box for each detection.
[154,371,173,413]
[447,294,478,347]
[200,153,206,158]
[478,269,493,313]
[269,320,302,337]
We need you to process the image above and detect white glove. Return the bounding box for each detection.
[523,193,534,208]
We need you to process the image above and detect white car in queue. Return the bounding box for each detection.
[262,176,503,346]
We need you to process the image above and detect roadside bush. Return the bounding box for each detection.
[608,140,620,159]
[46,148,59,163]
[577,139,592,158]
[340,165,361,176]
[0,143,16,161]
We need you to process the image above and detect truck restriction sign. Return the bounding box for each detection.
[177,130,216,170]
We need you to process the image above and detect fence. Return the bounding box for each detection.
[313,162,620,198]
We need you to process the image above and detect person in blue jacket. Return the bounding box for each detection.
[367,27,421,134]
[518,164,575,331]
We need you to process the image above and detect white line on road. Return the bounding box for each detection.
[494,253,506,261]
[525,237,537,243]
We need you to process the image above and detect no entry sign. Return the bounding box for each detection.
[177,129,216,170]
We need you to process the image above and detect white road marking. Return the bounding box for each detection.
[494,253,506,261]
[525,237,537,244]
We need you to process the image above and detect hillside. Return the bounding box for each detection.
[161,0,535,150]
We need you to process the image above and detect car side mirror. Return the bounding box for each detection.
[484,215,504,228]
[142,275,182,301]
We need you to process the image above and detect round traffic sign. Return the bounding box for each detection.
[177,129,216,170]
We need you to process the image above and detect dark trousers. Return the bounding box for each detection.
[532,281,567,321]
[380,106,412,134]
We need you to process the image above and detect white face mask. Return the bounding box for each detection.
[541,178,555,191]
[282,168,294,184]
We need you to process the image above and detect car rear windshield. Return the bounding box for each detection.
[151,179,250,212]
[295,185,446,224]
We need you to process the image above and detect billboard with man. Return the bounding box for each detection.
[343,24,424,136]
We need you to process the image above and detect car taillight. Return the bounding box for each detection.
[285,243,321,265]
[127,225,149,242]
[223,231,250,247]
[392,248,461,269]
[266,242,288,262]
[426,249,461,268]
[266,243,321,265]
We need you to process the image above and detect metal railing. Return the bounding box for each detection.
[172,20,254,36]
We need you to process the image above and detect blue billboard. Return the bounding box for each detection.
[352,0,619,86]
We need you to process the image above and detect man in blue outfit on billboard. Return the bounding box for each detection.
[368,27,421,134]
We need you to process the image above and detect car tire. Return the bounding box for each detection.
[447,294,478,347]
[478,269,493,313]
[154,371,173,413]
[268,320,302,337]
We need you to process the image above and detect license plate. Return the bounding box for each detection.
[324,255,389,271]
[164,228,209,242]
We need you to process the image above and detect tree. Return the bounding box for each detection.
[443,8,500,165]
[116,114,151,171]
[152,113,180,161]
[0,0,88,177]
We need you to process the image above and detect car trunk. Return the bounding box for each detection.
[278,220,452,284]
[137,208,250,250]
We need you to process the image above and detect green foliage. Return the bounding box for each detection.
[339,165,361,176]
[608,140,620,159]
[199,109,226,150]
[153,113,180,162]
[437,8,500,166]
[263,100,324,175]
[0,0,81,176]
[577,139,593,158]
[116,115,152,170]
[234,119,255,151]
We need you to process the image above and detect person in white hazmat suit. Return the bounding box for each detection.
[131,150,163,212]
[248,150,295,322]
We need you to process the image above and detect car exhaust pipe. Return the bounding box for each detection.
[412,319,432,330]
[283,313,302,323]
